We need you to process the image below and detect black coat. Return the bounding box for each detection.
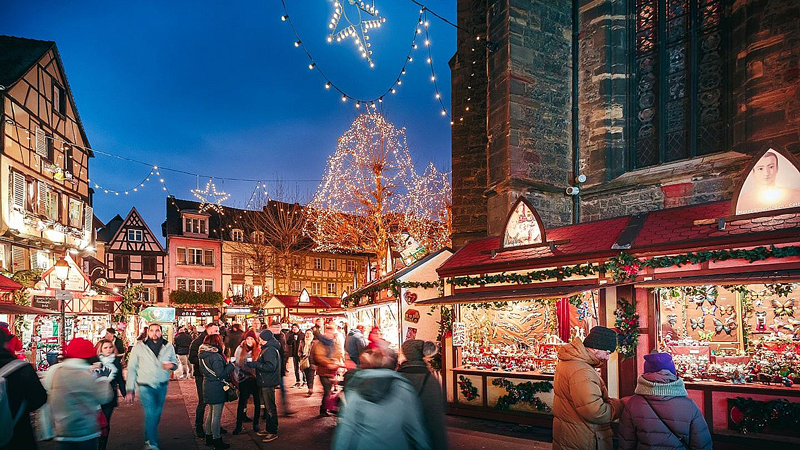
[224,330,244,356]
[247,339,282,387]
[198,345,235,405]
[0,354,47,450]
[188,331,207,367]
[397,361,448,450]
[174,332,192,356]
[287,331,303,358]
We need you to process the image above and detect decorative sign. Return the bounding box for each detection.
[225,307,252,315]
[405,327,417,340]
[502,197,545,248]
[452,321,466,347]
[139,307,176,323]
[399,232,426,266]
[403,290,418,305]
[734,147,800,215]
[92,300,114,314]
[42,254,90,292]
[175,308,219,318]
[33,296,59,311]
[404,308,420,323]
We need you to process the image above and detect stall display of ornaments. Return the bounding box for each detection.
[460,334,564,373]
[744,342,800,387]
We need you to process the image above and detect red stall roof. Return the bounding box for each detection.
[439,200,800,276]
[273,295,340,309]
[0,274,22,292]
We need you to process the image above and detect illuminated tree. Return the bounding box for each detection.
[308,113,450,272]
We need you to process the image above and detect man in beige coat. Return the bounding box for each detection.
[553,326,624,450]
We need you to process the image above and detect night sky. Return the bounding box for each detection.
[2,0,455,243]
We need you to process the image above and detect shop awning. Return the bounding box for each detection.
[0,302,59,315]
[416,283,603,306]
[635,269,800,287]
[0,275,22,292]
[340,297,398,312]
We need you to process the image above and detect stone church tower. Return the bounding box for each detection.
[450,0,800,248]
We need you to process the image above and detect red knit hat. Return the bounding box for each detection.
[242,330,258,342]
[64,338,96,359]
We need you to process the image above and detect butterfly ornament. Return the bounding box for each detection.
[697,330,714,341]
[772,298,795,317]
[713,317,737,335]
[690,317,705,330]
[718,305,735,316]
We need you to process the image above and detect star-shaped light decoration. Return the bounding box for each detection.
[327,0,386,67]
[192,179,230,215]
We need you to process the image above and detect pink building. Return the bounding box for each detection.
[163,198,222,320]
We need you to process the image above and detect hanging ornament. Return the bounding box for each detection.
[191,179,230,214]
[327,0,386,67]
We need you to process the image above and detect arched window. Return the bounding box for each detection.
[231,229,243,242]
[630,0,726,169]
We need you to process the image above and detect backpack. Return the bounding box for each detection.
[0,359,29,446]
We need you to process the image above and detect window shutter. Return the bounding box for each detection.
[35,127,48,157]
[83,205,93,237]
[12,173,25,211]
[37,182,48,215]
[11,247,25,270]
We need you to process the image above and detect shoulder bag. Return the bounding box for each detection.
[201,358,238,402]
[641,396,689,450]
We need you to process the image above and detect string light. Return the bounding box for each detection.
[279,2,452,120]
[422,10,449,118]
[326,0,386,67]
[307,112,450,267]
[191,179,230,214]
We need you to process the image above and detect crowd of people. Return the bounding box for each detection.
[0,317,716,450]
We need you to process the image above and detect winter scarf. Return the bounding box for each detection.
[99,354,118,378]
[634,372,687,398]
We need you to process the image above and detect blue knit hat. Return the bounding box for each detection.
[644,352,676,375]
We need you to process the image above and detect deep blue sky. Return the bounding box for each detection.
[2,0,455,242]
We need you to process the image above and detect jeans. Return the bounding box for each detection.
[194,367,205,428]
[138,383,168,448]
[98,403,115,450]
[319,375,333,413]
[292,356,301,383]
[178,355,192,377]
[58,438,98,450]
[303,368,316,390]
[237,378,261,425]
[260,386,278,434]
[205,403,224,439]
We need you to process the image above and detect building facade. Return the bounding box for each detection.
[96,208,165,303]
[0,36,94,271]
[162,199,222,300]
[450,0,800,247]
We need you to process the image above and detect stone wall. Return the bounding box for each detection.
[450,0,490,249]
[451,0,800,243]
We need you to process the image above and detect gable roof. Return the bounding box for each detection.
[0,35,92,155]
[438,200,800,276]
[108,207,165,252]
[96,214,124,243]
[273,294,340,309]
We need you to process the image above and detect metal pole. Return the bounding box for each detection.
[59,281,66,349]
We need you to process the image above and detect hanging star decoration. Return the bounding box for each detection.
[192,179,230,214]
[326,0,386,67]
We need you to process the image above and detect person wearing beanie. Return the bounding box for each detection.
[0,328,46,450]
[246,328,282,442]
[397,340,448,450]
[553,326,624,450]
[43,338,113,448]
[618,352,712,450]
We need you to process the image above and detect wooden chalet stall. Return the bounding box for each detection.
[432,147,800,445]
[262,289,341,328]
[341,248,454,349]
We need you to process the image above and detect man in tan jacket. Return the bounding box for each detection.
[553,326,624,450]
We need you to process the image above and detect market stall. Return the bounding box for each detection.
[430,148,800,443]
[341,248,454,349]
[175,307,221,328]
[261,290,340,326]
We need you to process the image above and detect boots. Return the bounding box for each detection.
[232,422,243,435]
[212,438,231,449]
[205,434,214,446]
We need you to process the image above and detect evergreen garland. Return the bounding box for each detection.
[728,397,800,434]
[458,375,479,401]
[492,378,553,412]
[615,297,639,359]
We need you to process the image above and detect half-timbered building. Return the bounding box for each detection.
[0,36,94,273]
[97,208,165,303]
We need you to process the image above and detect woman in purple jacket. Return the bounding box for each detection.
[618,352,712,450]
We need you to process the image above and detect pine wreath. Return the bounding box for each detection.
[614,297,639,359]
[457,375,479,401]
[492,378,553,412]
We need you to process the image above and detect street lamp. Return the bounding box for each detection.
[54,257,71,348]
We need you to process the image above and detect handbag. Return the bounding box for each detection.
[299,355,310,371]
[200,358,239,402]
[641,396,690,450]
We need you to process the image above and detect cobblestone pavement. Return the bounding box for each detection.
[39,369,553,450]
